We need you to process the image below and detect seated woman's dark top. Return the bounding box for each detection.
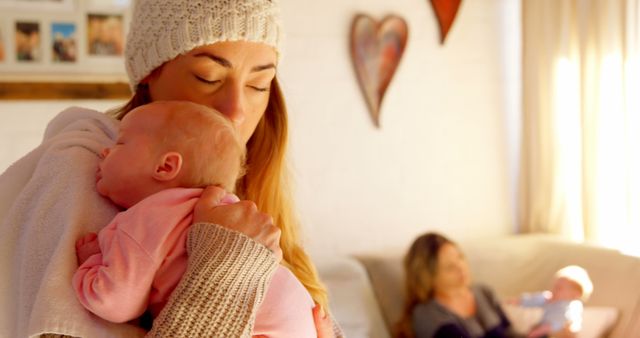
[412,284,522,338]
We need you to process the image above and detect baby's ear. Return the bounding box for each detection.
[153,152,183,182]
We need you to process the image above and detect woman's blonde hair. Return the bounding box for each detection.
[395,232,454,338]
[109,77,329,310]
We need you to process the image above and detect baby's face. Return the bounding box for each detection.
[96,109,160,208]
[551,277,582,301]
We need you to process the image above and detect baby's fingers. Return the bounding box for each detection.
[75,232,98,249]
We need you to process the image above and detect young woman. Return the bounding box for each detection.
[0,0,341,337]
[396,233,517,338]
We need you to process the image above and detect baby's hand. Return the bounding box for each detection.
[528,323,552,338]
[75,232,100,265]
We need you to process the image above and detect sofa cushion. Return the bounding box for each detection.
[502,304,618,338]
[355,255,404,333]
[315,256,391,338]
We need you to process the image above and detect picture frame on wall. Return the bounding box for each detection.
[86,13,125,58]
[0,0,74,11]
[0,0,132,99]
[0,24,5,63]
[51,21,77,63]
[15,20,42,63]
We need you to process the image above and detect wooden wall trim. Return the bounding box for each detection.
[0,82,131,100]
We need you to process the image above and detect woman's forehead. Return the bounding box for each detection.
[437,244,460,260]
[185,41,277,64]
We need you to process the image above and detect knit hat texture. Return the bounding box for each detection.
[125,0,282,91]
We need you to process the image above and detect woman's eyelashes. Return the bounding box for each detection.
[249,85,269,92]
[195,74,269,92]
[195,75,220,85]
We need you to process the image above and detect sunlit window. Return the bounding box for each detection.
[554,53,640,256]
[553,57,583,241]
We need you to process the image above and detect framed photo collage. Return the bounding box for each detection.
[0,0,131,83]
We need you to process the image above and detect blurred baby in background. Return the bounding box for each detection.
[512,265,593,338]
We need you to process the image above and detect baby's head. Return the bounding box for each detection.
[551,265,593,302]
[96,101,245,208]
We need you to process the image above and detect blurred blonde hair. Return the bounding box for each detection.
[555,265,593,302]
[395,232,455,338]
[109,77,329,310]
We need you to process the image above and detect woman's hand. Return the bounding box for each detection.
[194,185,282,261]
[313,304,335,338]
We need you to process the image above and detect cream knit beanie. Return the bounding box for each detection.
[125,0,282,91]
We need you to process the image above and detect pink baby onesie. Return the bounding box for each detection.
[72,187,316,337]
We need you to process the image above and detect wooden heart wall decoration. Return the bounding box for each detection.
[430,0,462,44]
[350,15,408,128]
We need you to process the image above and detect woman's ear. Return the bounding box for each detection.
[153,152,183,182]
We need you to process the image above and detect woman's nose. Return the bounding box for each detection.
[213,84,246,126]
[100,147,110,159]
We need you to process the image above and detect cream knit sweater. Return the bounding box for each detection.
[148,222,279,337]
[150,223,345,337]
[154,222,346,337]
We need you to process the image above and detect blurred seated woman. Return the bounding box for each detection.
[395,232,520,338]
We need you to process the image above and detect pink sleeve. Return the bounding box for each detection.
[252,266,317,338]
[72,217,158,323]
[72,189,200,323]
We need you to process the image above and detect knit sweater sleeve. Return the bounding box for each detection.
[147,222,279,338]
[333,317,346,338]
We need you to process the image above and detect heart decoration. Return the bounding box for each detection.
[350,15,408,128]
[430,0,462,44]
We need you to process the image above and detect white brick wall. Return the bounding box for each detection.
[0,100,123,173]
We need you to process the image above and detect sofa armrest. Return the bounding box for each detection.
[315,256,391,338]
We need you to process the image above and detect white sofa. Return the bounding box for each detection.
[318,234,640,338]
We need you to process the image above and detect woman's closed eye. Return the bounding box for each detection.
[195,75,220,85]
[195,74,268,92]
[248,84,269,92]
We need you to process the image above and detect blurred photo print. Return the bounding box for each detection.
[15,21,41,62]
[0,27,5,62]
[51,22,77,62]
[87,13,124,56]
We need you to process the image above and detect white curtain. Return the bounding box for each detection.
[521,0,640,254]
